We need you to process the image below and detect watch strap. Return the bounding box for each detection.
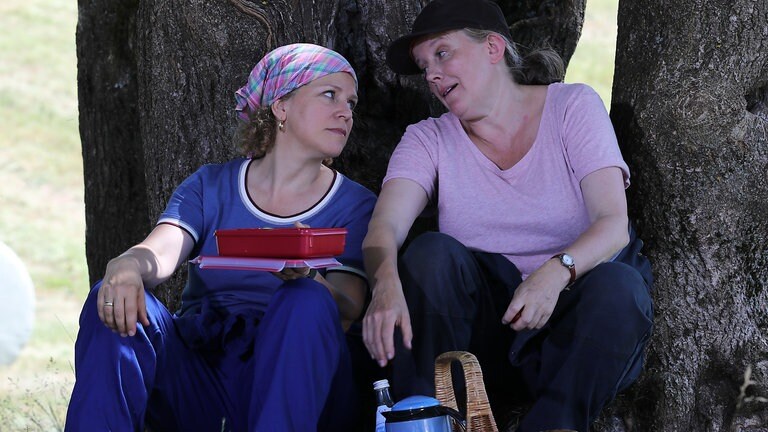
[551,253,576,284]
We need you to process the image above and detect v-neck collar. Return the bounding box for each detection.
[452,84,553,178]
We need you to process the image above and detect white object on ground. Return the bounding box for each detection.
[0,241,35,366]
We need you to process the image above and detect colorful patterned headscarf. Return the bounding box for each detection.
[234,43,357,121]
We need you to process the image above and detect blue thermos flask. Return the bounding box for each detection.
[382,395,466,432]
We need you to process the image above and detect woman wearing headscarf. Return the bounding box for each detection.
[362,0,653,431]
[65,43,376,431]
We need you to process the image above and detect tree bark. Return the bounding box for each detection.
[504,0,585,69]
[78,0,149,286]
[611,0,768,430]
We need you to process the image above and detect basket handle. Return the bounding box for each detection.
[434,351,499,432]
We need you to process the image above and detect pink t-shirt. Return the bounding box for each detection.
[383,83,630,278]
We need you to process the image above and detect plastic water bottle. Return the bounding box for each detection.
[373,379,395,432]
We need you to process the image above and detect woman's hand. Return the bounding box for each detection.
[361,179,428,367]
[502,168,630,331]
[502,258,570,331]
[97,224,194,337]
[363,277,412,367]
[271,266,314,281]
[98,255,150,337]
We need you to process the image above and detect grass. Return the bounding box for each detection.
[0,0,618,430]
[564,0,619,107]
[0,0,84,429]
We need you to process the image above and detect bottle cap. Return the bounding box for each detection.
[373,379,390,390]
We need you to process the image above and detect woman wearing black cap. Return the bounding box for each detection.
[361,0,654,431]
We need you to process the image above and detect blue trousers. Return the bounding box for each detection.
[65,278,357,432]
[391,232,653,432]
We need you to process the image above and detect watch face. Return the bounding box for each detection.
[561,254,574,267]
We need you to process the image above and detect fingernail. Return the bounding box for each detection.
[378,360,387,367]
[387,352,393,360]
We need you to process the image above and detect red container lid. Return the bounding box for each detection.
[214,227,347,259]
[215,228,347,238]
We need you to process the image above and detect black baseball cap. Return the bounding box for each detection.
[386,0,513,75]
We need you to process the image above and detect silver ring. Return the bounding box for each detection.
[104,300,114,307]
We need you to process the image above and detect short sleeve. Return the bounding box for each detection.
[325,182,377,281]
[562,85,630,188]
[382,121,439,199]
[157,168,206,243]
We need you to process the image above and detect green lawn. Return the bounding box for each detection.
[0,0,618,429]
[565,0,619,107]
[0,0,84,429]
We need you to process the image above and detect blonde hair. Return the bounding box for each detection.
[462,28,564,85]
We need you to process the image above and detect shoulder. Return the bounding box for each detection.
[548,82,604,107]
[403,112,457,136]
[337,173,377,204]
[191,158,247,181]
[330,174,377,225]
[398,113,460,153]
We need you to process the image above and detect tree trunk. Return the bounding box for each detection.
[611,0,768,430]
[78,0,149,285]
[504,0,585,69]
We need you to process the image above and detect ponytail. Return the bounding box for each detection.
[515,48,564,85]
[462,28,564,85]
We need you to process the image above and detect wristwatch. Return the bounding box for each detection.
[551,253,576,284]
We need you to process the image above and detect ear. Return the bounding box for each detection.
[271,98,287,122]
[486,33,507,65]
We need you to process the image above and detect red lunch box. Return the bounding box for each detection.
[214,227,347,259]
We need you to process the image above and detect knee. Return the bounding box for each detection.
[401,232,466,267]
[78,281,105,320]
[272,278,339,326]
[579,262,653,321]
[82,280,164,323]
[88,280,103,299]
[400,233,474,289]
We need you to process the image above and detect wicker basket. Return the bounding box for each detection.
[434,351,499,432]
